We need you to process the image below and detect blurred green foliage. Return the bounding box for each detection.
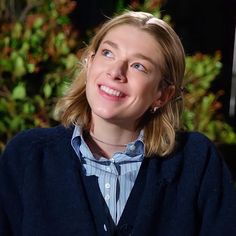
[184,53,236,143]
[0,0,235,152]
[0,0,81,151]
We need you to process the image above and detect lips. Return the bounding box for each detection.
[99,85,125,97]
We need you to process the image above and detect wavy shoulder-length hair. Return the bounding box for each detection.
[55,11,185,157]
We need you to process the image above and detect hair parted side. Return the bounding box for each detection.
[55,11,186,157]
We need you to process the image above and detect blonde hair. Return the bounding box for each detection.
[55,11,185,157]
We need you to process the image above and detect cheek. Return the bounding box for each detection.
[141,85,161,107]
[137,82,158,98]
[86,63,94,81]
[87,62,104,82]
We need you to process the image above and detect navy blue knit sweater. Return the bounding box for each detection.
[1,125,236,236]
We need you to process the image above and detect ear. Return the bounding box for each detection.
[152,85,175,108]
[86,52,95,70]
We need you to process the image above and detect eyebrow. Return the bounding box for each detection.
[102,40,157,67]
[102,40,118,49]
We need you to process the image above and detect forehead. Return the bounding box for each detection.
[100,24,163,61]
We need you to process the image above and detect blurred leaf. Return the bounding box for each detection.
[11,23,23,38]
[33,17,44,29]
[43,83,52,98]
[13,56,26,77]
[10,116,23,130]
[62,53,77,69]
[12,83,26,100]
[23,102,35,114]
[57,15,70,25]
[0,59,12,71]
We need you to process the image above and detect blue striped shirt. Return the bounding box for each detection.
[71,126,144,224]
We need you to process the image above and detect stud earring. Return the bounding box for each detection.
[150,106,159,114]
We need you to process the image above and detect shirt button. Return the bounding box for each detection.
[129,144,136,151]
[105,183,111,189]
[105,194,110,201]
[104,224,107,231]
[106,167,111,172]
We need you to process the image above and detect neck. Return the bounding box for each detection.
[90,114,139,147]
[89,132,127,147]
[87,116,139,158]
[90,125,138,149]
[84,131,127,159]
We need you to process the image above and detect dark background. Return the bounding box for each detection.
[70,0,236,129]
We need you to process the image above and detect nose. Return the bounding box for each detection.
[106,60,127,82]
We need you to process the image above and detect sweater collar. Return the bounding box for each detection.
[61,125,183,184]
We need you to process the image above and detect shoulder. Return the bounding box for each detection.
[0,125,74,163]
[0,125,76,193]
[174,131,221,169]
[148,132,218,183]
[7,125,73,146]
[177,130,213,145]
[176,131,217,156]
[173,131,226,182]
[158,131,220,181]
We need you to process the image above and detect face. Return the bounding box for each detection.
[86,24,165,130]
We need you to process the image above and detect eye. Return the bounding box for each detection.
[102,49,113,58]
[132,63,147,73]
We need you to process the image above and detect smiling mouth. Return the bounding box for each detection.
[99,85,125,97]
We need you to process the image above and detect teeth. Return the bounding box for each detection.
[100,85,123,97]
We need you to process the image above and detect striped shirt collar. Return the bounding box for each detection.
[71,125,145,161]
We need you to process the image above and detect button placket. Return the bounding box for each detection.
[103,224,108,231]
[105,194,110,201]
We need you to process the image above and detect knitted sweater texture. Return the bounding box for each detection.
[1,125,236,236]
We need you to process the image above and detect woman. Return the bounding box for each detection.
[1,11,236,236]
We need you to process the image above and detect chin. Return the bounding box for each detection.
[92,108,117,120]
